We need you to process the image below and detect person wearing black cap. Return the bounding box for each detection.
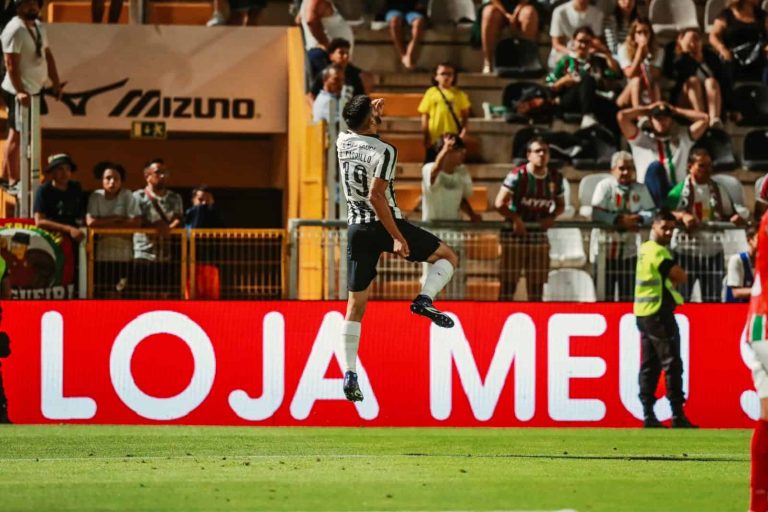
[0,0,62,194]
[617,100,709,207]
[33,153,85,242]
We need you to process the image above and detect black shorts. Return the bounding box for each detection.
[347,219,441,292]
[228,0,266,12]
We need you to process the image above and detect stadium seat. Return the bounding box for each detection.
[372,93,422,118]
[468,186,488,212]
[464,232,500,260]
[692,128,738,172]
[394,185,422,212]
[711,173,746,206]
[649,0,699,41]
[511,126,550,165]
[428,0,476,24]
[500,81,553,124]
[743,129,768,171]
[572,126,617,170]
[465,278,500,300]
[733,84,768,126]
[548,228,587,268]
[494,38,546,79]
[577,173,612,218]
[704,0,727,32]
[558,178,575,220]
[543,268,596,302]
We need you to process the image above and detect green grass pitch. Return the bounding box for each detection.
[0,426,752,511]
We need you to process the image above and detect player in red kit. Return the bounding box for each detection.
[745,213,768,512]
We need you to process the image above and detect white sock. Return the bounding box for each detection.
[341,320,361,373]
[420,259,455,300]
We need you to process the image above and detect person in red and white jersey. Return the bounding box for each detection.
[746,213,768,512]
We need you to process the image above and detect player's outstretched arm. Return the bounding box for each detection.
[369,177,409,258]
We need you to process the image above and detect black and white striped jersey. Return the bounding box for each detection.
[337,130,402,225]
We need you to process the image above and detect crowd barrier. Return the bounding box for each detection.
[287,219,751,303]
[0,301,756,427]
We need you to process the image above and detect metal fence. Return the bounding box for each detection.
[87,228,285,300]
[287,219,752,303]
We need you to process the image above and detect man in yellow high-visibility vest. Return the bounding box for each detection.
[634,209,697,428]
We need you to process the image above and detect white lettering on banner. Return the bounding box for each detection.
[430,313,536,421]
[289,312,378,420]
[740,325,760,421]
[229,312,285,421]
[109,311,216,421]
[618,314,690,421]
[40,312,97,420]
[548,314,607,421]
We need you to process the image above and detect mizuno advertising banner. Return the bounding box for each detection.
[0,301,757,427]
[42,24,288,133]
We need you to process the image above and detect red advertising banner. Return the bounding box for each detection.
[0,301,757,427]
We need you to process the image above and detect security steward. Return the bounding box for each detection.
[634,209,697,428]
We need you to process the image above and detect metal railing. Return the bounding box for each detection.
[287,219,751,303]
[86,228,286,300]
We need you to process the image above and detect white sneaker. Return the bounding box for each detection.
[580,114,598,129]
[482,63,492,74]
[206,12,226,26]
[482,102,492,120]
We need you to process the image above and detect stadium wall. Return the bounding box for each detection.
[0,301,756,428]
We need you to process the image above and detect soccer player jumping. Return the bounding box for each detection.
[337,95,459,402]
[747,212,768,512]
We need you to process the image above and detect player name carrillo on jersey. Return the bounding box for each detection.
[337,130,402,224]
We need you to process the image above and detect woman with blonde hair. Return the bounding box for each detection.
[616,18,662,108]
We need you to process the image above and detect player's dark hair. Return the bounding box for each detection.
[327,38,351,55]
[653,208,676,224]
[93,161,126,181]
[526,136,548,153]
[343,95,373,131]
[431,62,458,86]
[144,158,164,174]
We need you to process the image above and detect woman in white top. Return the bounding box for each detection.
[616,18,662,108]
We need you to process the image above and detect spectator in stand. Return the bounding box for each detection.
[133,158,183,261]
[86,161,141,297]
[616,18,662,108]
[300,0,354,81]
[421,134,480,223]
[546,26,621,130]
[723,227,757,303]
[603,0,638,56]
[709,0,768,85]
[591,151,656,301]
[617,101,709,207]
[383,0,427,71]
[313,64,344,123]
[1,0,63,195]
[669,28,725,128]
[91,0,122,23]
[33,153,84,243]
[666,148,749,302]
[548,0,605,69]
[418,62,470,163]
[186,185,224,228]
[755,173,768,221]
[495,137,565,301]
[480,0,540,75]
[310,38,370,99]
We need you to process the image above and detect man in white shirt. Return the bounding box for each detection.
[667,149,749,302]
[0,0,62,194]
[548,0,605,68]
[300,0,354,80]
[617,101,709,207]
[591,151,656,301]
[312,64,344,124]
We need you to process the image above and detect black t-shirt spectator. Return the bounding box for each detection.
[33,181,85,227]
[311,64,365,98]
